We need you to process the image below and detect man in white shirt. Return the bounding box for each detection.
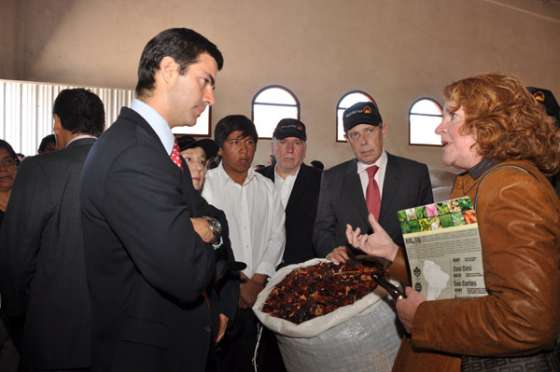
[202,114,285,372]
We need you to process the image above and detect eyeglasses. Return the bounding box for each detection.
[0,158,17,168]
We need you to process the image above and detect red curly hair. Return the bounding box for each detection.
[444,73,560,175]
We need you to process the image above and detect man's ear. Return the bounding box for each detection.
[159,56,178,85]
[53,114,62,132]
[381,122,388,136]
[218,148,223,157]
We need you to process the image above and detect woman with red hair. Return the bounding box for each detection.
[347,74,560,371]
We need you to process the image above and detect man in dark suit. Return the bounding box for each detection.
[0,88,105,371]
[257,118,322,266]
[314,101,433,264]
[80,28,227,372]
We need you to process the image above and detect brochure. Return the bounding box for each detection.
[398,197,488,300]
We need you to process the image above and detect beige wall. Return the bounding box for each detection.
[0,0,18,78]
[3,0,560,168]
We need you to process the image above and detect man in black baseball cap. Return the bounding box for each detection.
[258,118,321,265]
[314,100,433,264]
[256,118,322,372]
[313,100,435,369]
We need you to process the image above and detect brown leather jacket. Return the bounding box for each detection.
[392,160,560,372]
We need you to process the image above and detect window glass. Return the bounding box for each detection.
[252,86,299,138]
[336,91,373,142]
[172,106,211,136]
[409,98,443,146]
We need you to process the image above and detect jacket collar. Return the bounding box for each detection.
[468,158,498,180]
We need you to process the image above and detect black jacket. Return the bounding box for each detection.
[80,108,221,372]
[257,164,322,265]
[313,153,433,257]
[0,138,95,369]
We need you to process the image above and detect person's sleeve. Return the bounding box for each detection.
[0,159,49,317]
[204,206,239,319]
[411,168,560,356]
[313,171,338,257]
[102,145,215,304]
[255,185,285,277]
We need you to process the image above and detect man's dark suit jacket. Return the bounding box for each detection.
[80,107,223,372]
[257,164,322,265]
[0,138,95,370]
[313,153,433,258]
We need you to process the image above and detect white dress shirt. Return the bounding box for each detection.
[274,166,300,209]
[357,150,388,199]
[202,164,286,278]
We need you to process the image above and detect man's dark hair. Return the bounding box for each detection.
[135,28,224,97]
[52,89,105,137]
[214,115,258,148]
[0,139,19,165]
[38,134,56,153]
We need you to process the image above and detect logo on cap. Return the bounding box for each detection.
[532,91,545,103]
[362,106,373,114]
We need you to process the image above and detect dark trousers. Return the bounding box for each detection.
[217,308,258,372]
[0,317,19,372]
[257,328,286,372]
[217,308,288,372]
[34,369,88,372]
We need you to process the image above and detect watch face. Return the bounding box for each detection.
[213,219,222,234]
[208,217,222,235]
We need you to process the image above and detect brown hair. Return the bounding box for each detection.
[444,73,560,175]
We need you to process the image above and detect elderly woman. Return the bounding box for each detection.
[0,139,20,370]
[177,135,219,191]
[346,74,560,371]
[0,140,19,229]
[176,134,241,372]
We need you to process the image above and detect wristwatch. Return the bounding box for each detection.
[205,216,222,240]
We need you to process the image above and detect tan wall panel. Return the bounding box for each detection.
[5,0,560,168]
[0,0,18,79]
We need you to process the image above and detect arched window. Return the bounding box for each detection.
[252,85,299,139]
[409,98,443,146]
[172,106,211,136]
[336,91,373,142]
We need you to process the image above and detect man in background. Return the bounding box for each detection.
[256,118,321,372]
[37,134,57,154]
[258,118,321,265]
[202,115,285,372]
[0,88,105,372]
[314,101,433,265]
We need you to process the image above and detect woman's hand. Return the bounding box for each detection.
[345,213,400,262]
[396,287,426,333]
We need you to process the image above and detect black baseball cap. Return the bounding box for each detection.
[272,118,307,141]
[343,101,383,132]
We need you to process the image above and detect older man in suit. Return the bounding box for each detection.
[314,101,433,266]
[258,118,322,266]
[0,88,105,372]
[80,28,229,372]
[312,100,434,367]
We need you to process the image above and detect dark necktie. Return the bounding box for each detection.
[366,165,381,219]
[170,143,183,169]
